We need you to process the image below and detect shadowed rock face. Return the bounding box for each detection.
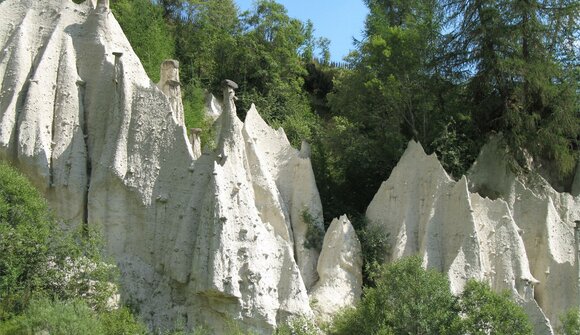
[367,139,580,335]
[0,0,362,333]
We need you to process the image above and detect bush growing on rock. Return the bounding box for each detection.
[559,308,580,335]
[452,280,532,335]
[0,162,117,319]
[330,256,458,335]
[275,315,321,335]
[301,209,325,250]
[0,297,147,335]
[329,256,533,335]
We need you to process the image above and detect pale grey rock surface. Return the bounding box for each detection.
[310,215,363,322]
[0,0,361,333]
[367,140,580,335]
[572,162,580,196]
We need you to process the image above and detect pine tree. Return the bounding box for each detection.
[442,0,579,174]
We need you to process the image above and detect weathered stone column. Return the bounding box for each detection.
[112,51,123,84]
[217,79,238,151]
[157,60,185,127]
[221,79,238,118]
[189,128,202,159]
[575,220,580,307]
[90,0,109,10]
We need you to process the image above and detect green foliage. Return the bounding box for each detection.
[0,162,117,319]
[173,0,240,88]
[182,83,206,130]
[442,0,580,175]
[0,162,55,318]
[111,0,175,82]
[452,280,533,335]
[431,117,481,178]
[100,307,148,335]
[318,0,457,219]
[330,256,458,335]
[275,315,320,335]
[559,308,580,335]
[330,257,533,335]
[301,209,324,250]
[181,83,216,151]
[0,298,105,335]
[43,220,118,312]
[351,215,390,286]
[0,298,148,335]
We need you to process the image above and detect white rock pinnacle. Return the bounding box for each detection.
[368,139,580,334]
[0,0,362,333]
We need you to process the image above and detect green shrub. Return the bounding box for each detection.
[330,256,534,335]
[301,209,324,250]
[0,162,57,318]
[275,315,320,335]
[0,297,105,335]
[0,298,148,335]
[330,256,458,335]
[182,83,216,152]
[0,162,117,319]
[452,280,532,335]
[183,83,207,131]
[350,214,390,286]
[45,226,119,312]
[559,308,580,335]
[100,307,148,335]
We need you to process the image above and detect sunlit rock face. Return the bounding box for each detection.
[309,215,363,322]
[367,139,580,335]
[0,0,362,333]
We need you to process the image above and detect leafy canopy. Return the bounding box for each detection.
[330,257,533,335]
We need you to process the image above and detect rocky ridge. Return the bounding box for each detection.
[367,139,580,334]
[0,0,361,333]
[2,0,579,334]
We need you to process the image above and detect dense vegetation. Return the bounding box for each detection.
[0,162,146,334]
[110,0,579,223]
[330,257,534,335]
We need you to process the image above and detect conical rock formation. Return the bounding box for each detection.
[0,0,361,333]
[367,140,580,334]
[310,215,363,322]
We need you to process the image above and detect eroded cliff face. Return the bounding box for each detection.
[0,0,362,333]
[367,139,580,335]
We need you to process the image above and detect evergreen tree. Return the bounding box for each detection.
[318,0,466,218]
[442,0,579,174]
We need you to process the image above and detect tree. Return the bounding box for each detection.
[0,162,116,320]
[318,0,470,219]
[111,0,175,83]
[330,257,459,335]
[173,0,241,88]
[442,0,579,175]
[228,0,322,145]
[453,280,533,335]
[559,308,580,335]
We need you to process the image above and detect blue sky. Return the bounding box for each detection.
[235,0,368,62]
